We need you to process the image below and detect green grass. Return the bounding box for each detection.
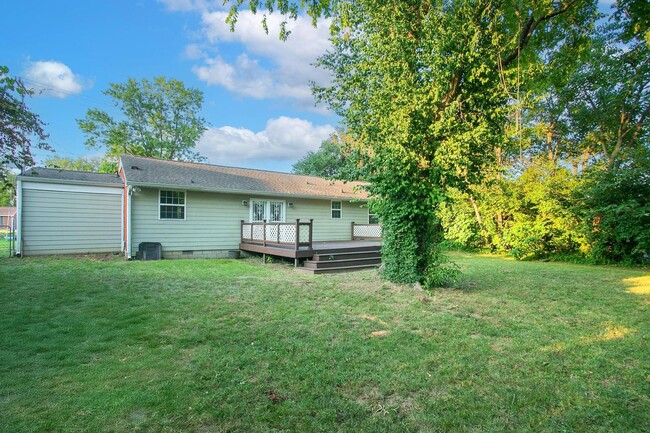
[0,253,648,432]
[0,229,11,257]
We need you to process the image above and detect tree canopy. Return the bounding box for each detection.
[292,132,355,178]
[77,77,207,168]
[43,155,113,173]
[0,65,50,181]
[254,0,595,285]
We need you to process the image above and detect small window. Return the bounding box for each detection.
[369,213,379,224]
[159,190,185,220]
[331,201,342,219]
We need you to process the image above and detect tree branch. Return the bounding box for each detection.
[502,1,576,68]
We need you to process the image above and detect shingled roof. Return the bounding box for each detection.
[20,167,123,185]
[120,155,370,200]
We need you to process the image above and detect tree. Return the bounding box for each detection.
[43,155,110,173]
[226,1,597,286]
[292,134,350,178]
[0,65,50,181]
[317,1,596,285]
[564,30,649,171]
[77,77,207,167]
[0,174,16,206]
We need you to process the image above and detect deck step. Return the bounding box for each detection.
[310,245,381,255]
[303,257,381,269]
[312,250,381,261]
[298,263,381,274]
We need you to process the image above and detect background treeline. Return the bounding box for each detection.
[294,8,649,265]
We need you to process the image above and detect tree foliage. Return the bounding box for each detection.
[0,65,50,181]
[228,1,649,270]
[292,137,346,177]
[227,0,597,286]
[292,132,358,178]
[78,77,207,167]
[316,1,596,285]
[43,155,114,173]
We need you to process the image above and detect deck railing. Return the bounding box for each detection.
[351,222,382,240]
[241,219,313,250]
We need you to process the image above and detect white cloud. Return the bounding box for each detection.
[191,10,332,108]
[197,116,334,166]
[23,61,87,98]
[182,43,205,60]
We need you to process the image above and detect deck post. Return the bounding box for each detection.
[262,219,267,247]
[295,219,300,250]
[294,257,299,267]
[240,220,244,243]
[351,221,355,241]
[277,222,280,244]
[308,219,313,249]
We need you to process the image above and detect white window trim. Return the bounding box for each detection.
[158,189,187,221]
[331,200,343,219]
[250,198,286,223]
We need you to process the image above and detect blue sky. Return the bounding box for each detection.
[2,0,336,172]
[2,1,616,173]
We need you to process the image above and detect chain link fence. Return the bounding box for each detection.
[0,224,15,257]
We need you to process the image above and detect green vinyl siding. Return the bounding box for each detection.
[131,189,249,252]
[286,198,368,241]
[22,187,122,255]
[130,189,369,252]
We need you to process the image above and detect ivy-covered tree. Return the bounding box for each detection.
[77,77,207,168]
[226,0,597,286]
[0,65,50,181]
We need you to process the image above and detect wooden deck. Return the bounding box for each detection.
[239,240,382,260]
[239,219,382,269]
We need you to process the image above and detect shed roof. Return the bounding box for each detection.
[120,155,369,200]
[0,207,16,216]
[20,167,123,186]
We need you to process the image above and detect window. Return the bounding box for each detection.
[250,199,285,222]
[159,190,185,220]
[269,201,285,222]
[369,212,379,224]
[331,201,342,219]
[251,200,267,222]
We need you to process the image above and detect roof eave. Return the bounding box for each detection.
[17,175,123,188]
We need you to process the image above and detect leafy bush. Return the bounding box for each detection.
[576,161,650,264]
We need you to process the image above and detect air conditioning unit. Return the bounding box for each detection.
[137,242,162,260]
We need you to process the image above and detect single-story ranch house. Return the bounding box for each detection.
[16,155,381,272]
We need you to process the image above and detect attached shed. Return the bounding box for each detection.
[17,169,124,256]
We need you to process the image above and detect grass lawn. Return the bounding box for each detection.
[0,253,648,432]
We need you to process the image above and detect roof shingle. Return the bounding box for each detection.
[20,167,123,185]
[120,155,369,200]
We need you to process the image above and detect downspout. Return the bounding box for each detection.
[127,185,133,259]
[15,179,22,256]
[120,186,124,255]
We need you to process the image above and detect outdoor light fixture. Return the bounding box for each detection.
[288,202,294,208]
[242,200,248,207]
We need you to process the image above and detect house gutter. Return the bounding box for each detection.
[127,185,133,259]
[15,179,22,256]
